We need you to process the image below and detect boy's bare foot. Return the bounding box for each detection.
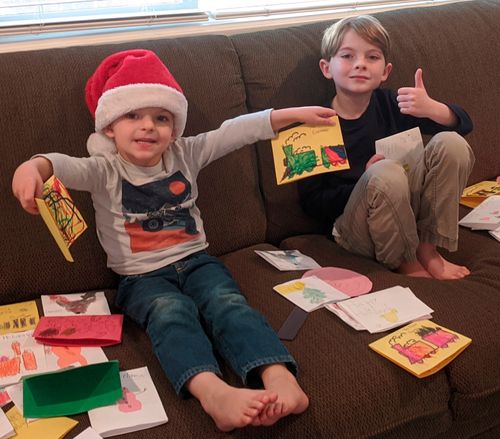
[257,364,309,426]
[188,372,277,432]
[417,242,470,280]
[397,259,432,278]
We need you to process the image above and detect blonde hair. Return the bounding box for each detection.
[321,15,391,61]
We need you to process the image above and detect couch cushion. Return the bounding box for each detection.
[0,35,266,301]
[281,224,500,437]
[231,0,500,245]
[221,244,453,438]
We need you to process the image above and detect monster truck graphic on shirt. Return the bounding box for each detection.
[121,171,199,253]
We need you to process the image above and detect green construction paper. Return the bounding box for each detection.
[23,360,122,418]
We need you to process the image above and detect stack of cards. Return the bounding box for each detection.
[326,286,433,333]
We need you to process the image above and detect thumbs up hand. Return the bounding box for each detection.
[397,68,433,118]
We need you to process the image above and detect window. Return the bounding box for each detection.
[0,1,463,45]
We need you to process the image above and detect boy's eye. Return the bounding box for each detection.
[157,115,170,123]
[340,54,352,59]
[369,54,381,60]
[125,112,137,119]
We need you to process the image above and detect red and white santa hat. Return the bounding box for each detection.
[85,49,188,137]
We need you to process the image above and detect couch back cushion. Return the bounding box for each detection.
[232,0,500,244]
[0,35,266,302]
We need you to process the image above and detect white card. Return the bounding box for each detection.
[375,127,424,175]
[88,366,168,437]
[337,286,434,333]
[74,427,103,439]
[273,276,349,312]
[41,292,111,316]
[0,331,47,387]
[255,250,321,271]
[459,195,500,230]
[0,407,14,439]
[43,345,108,372]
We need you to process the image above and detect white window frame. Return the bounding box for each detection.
[0,0,471,54]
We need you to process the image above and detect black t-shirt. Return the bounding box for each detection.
[298,88,473,226]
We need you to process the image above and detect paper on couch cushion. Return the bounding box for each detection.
[5,405,77,439]
[0,301,39,336]
[489,226,500,242]
[458,195,500,230]
[335,286,434,333]
[369,320,472,378]
[302,267,372,297]
[375,127,424,175]
[273,276,349,312]
[23,360,122,418]
[74,427,103,439]
[255,250,321,271]
[88,366,168,438]
[0,407,14,439]
[0,331,47,387]
[41,292,110,317]
[33,315,123,347]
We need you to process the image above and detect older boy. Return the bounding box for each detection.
[12,49,336,431]
[298,15,474,279]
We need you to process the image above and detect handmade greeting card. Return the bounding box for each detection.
[273,276,349,312]
[35,175,87,262]
[33,315,123,347]
[255,250,321,271]
[271,116,349,184]
[460,180,500,208]
[332,286,433,333]
[0,301,39,335]
[88,366,168,437]
[458,195,500,230]
[0,331,47,387]
[375,127,423,175]
[44,345,108,371]
[41,292,111,317]
[302,267,372,297]
[0,407,14,439]
[369,320,472,378]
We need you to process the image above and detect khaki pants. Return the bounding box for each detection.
[333,132,475,269]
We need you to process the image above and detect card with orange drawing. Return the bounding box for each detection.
[0,331,47,387]
[369,320,472,378]
[88,366,168,437]
[35,175,87,262]
[33,315,123,347]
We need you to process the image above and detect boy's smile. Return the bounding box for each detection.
[320,29,392,99]
[104,107,175,167]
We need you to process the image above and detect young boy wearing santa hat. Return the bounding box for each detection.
[12,49,336,431]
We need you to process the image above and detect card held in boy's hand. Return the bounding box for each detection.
[278,306,309,340]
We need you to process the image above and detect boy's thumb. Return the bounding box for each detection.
[415,68,424,89]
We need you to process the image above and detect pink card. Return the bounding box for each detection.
[33,315,123,347]
[302,267,372,297]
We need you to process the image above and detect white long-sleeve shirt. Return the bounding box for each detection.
[43,109,274,275]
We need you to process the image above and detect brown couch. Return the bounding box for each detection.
[1,0,499,437]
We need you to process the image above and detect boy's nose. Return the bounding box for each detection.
[141,116,155,130]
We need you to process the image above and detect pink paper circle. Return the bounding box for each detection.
[302,267,372,297]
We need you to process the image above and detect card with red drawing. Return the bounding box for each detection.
[41,291,111,317]
[33,315,123,347]
[88,366,168,437]
[369,320,471,378]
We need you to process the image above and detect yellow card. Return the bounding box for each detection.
[36,175,88,262]
[369,320,471,378]
[271,116,349,185]
[0,300,39,335]
[6,405,78,439]
[460,180,500,208]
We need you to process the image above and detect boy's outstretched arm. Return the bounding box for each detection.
[397,68,458,127]
[12,157,53,215]
[270,106,337,132]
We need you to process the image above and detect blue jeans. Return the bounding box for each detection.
[116,251,297,396]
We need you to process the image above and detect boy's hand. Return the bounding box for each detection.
[365,154,385,170]
[12,159,51,215]
[271,106,336,131]
[397,68,457,126]
[397,68,432,118]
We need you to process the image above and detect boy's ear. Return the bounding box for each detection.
[103,126,115,139]
[319,58,333,79]
[381,62,393,82]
